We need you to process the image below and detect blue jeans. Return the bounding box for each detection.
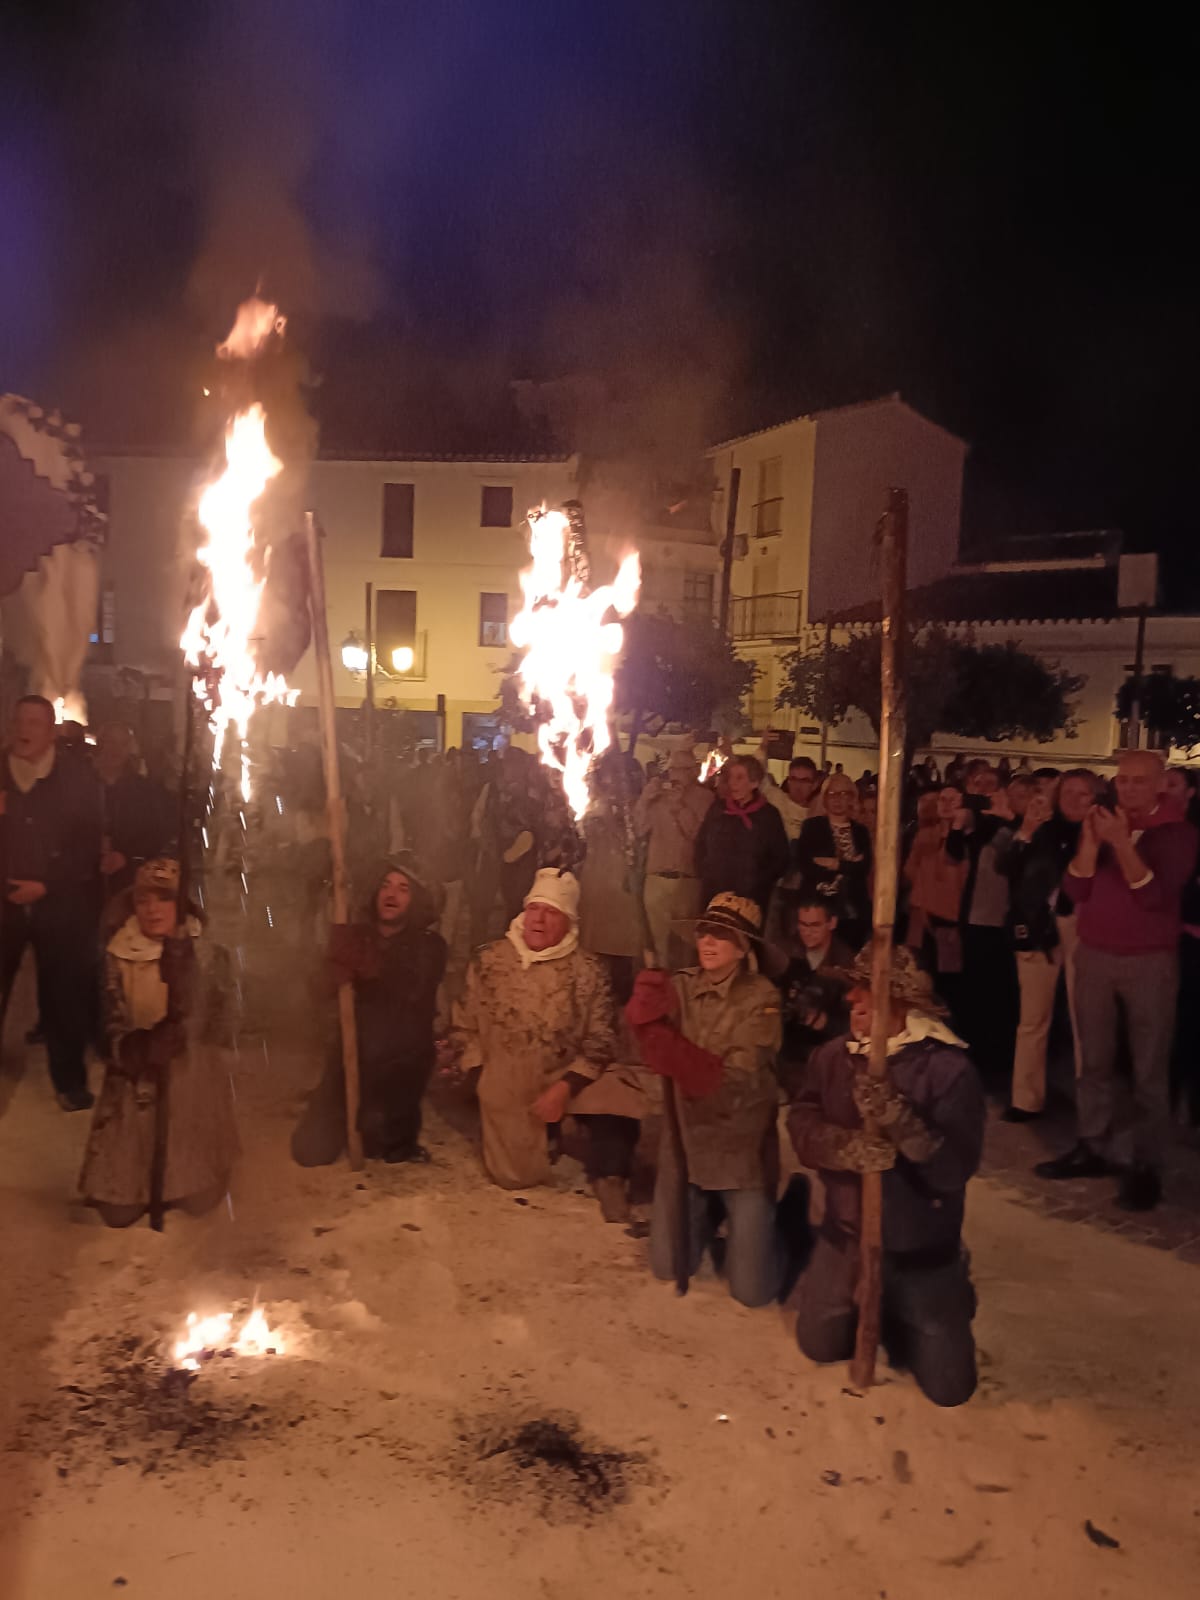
[650,1177,782,1307]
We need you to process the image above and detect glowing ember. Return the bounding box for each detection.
[173,1305,285,1371]
[508,507,640,818]
[182,299,298,800]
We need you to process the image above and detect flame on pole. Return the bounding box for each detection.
[181,298,298,801]
[508,506,640,819]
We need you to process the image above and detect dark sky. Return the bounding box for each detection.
[1,1,1194,558]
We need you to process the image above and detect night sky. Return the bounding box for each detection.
[1,2,1193,565]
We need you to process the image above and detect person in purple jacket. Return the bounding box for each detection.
[788,946,984,1407]
[1036,750,1197,1210]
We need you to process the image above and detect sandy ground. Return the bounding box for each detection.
[2,958,1200,1600]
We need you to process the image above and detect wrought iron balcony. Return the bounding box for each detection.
[729,590,803,641]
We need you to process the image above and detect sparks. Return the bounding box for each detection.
[508,507,640,819]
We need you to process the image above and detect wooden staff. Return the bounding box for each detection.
[304,511,364,1170]
[850,487,908,1389]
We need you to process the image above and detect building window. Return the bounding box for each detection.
[479,592,509,647]
[381,482,415,557]
[682,570,714,622]
[480,484,513,528]
[376,589,417,672]
[752,456,783,537]
[1116,663,1173,751]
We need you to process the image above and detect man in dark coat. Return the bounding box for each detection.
[292,857,447,1165]
[787,946,984,1407]
[94,722,174,901]
[0,695,103,1110]
[776,897,856,1095]
[695,755,789,920]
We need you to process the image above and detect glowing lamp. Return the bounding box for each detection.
[391,645,414,673]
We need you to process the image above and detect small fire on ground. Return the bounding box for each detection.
[173,1305,285,1371]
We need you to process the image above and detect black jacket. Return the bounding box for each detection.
[1001,813,1082,952]
[696,796,790,913]
[101,768,174,891]
[794,815,873,934]
[1,748,102,902]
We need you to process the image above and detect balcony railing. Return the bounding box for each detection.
[729,590,803,641]
[751,497,784,537]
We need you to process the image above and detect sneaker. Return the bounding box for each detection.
[1116,1164,1162,1212]
[1033,1141,1113,1180]
[591,1176,631,1224]
[57,1088,95,1113]
[1002,1106,1041,1124]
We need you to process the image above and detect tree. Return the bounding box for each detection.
[613,610,758,739]
[777,624,1084,753]
[1115,671,1200,758]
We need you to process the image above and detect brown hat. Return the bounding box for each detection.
[687,891,764,945]
[134,857,179,898]
[837,944,948,1017]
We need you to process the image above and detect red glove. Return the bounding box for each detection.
[327,924,379,989]
[633,1019,724,1097]
[625,969,678,1027]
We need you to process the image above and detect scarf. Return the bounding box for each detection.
[847,1009,966,1056]
[723,792,768,831]
[505,914,580,971]
[7,747,55,794]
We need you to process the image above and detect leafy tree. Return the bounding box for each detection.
[777,624,1084,753]
[613,610,758,739]
[1115,671,1200,758]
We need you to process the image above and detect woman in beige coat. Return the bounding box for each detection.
[79,858,238,1227]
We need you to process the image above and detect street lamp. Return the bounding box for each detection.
[340,632,368,674]
[391,645,414,674]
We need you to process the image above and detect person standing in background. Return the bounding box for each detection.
[1036,751,1196,1210]
[93,722,174,903]
[0,696,104,1111]
[696,755,790,921]
[634,747,713,970]
[1001,769,1098,1121]
[794,772,873,950]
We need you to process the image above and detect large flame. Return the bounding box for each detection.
[508,507,640,818]
[182,300,296,801]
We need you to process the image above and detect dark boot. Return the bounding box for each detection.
[592,1177,631,1223]
[1116,1164,1162,1212]
[1034,1141,1114,1180]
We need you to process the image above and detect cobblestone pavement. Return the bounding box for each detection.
[980,1100,1200,1265]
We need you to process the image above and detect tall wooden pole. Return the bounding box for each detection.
[717,464,741,639]
[364,580,375,762]
[850,487,908,1390]
[304,512,364,1170]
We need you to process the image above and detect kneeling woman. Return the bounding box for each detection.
[626,893,783,1307]
[79,859,238,1227]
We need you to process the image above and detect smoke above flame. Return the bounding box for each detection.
[509,507,640,818]
[182,299,298,800]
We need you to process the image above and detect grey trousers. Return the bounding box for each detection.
[1075,944,1178,1170]
[642,874,702,970]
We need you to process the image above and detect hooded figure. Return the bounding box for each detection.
[452,868,646,1214]
[78,858,239,1227]
[787,945,984,1407]
[292,857,447,1166]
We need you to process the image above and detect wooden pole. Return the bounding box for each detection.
[364,580,375,762]
[849,487,908,1390]
[717,464,741,639]
[304,512,364,1170]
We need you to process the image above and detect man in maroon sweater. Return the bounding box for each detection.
[1036,750,1196,1209]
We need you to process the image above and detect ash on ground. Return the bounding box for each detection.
[453,1409,650,1521]
[8,1333,295,1482]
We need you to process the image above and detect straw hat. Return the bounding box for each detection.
[836,944,948,1017]
[682,891,764,946]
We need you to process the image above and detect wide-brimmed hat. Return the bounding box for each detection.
[681,891,764,945]
[134,857,179,898]
[835,944,948,1017]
